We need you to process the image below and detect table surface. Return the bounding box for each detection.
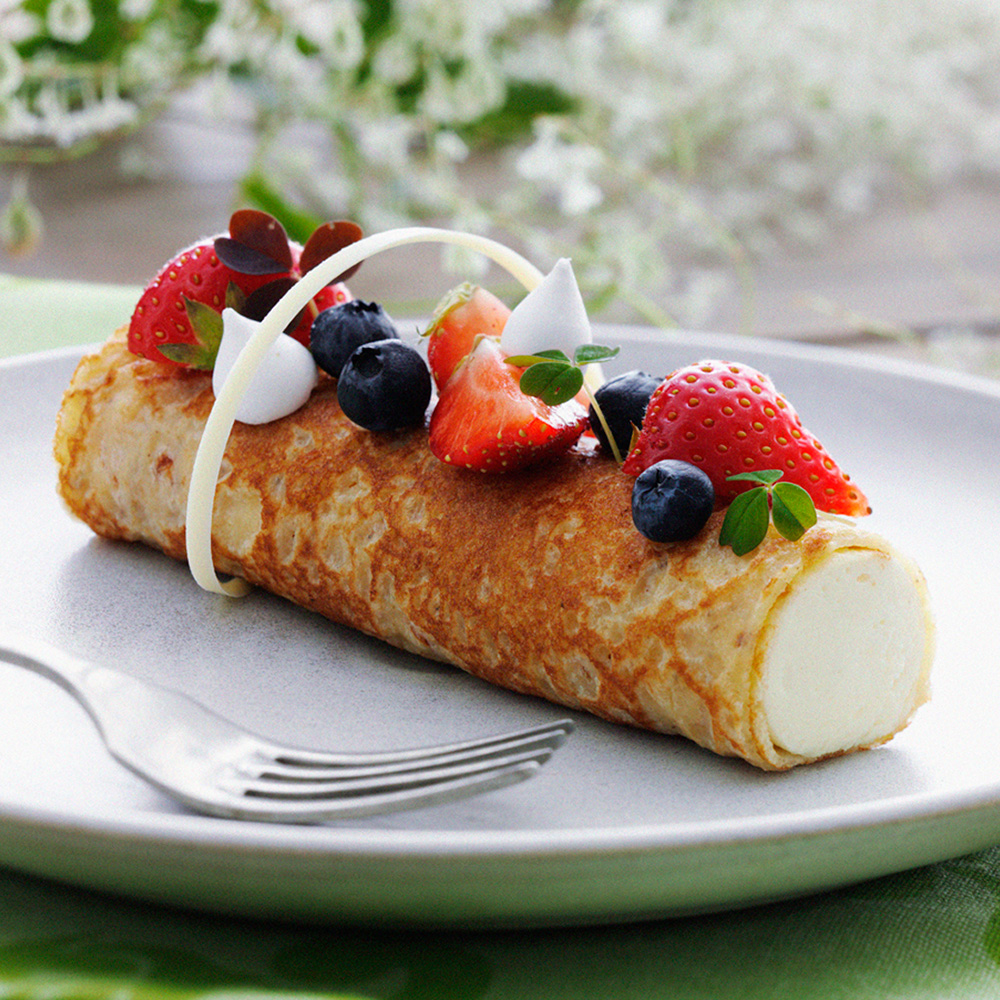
[1,114,1000,998]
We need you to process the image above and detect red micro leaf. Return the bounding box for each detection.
[299,220,364,283]
[227,209,294,271]
[242,277,306,332]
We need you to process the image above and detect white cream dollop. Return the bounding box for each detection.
[500,257,592,359]
[212,308,318,425]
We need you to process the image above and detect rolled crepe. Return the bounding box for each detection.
[54,331,934,770]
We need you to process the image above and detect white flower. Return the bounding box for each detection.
[0,8,41,42]
[120,0,155,19]
[0,41,23,98]
[323,3,365,70]
[515,120,605,216]
[46,0,94,43]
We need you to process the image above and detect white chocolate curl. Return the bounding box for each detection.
[186,227,545,597]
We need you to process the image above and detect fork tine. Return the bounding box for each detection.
[208,760,544,823]
[250,719,574,781]
[261,718,574,770]
[229,743,560,800]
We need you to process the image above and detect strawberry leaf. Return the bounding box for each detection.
[225,280,246,312]
[157,341,217,369]
[183,296,223,354]
[719,487,770,556]
[771,481,817,541]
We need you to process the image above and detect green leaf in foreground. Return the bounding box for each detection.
[718,487,771,556]
[719,470,818,556]
[771,481,818,541]
[726,469,783,486]
[574,344,620,366]
[518,361,584,405]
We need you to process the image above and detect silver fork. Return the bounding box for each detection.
[0,634,572,823]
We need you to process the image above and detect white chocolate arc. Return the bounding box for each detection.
[186,227,545,597]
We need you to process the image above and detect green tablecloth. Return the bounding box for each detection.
[3,274,1000,999]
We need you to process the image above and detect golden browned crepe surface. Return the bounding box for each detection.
[54,331,934,770]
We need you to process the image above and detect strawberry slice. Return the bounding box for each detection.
[429,336,588,472]
[622,359,870,516]
[424,283,511,390]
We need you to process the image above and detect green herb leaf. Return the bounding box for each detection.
[508,340,622,457]
[574,344,620,366]
[719,487,770,556]
[506,350,572,367]
[771,481,818,541]
[727,469,783,485]
[718,470,819,555]
[519,362,584,405]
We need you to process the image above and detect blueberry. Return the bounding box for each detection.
[337,339,432,431]
[632,460,715,543]
[310,300,399,377]
[589,370,662,456]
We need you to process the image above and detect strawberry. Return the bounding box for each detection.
[128,240,253,364]
[428,336,588,472]
[622,359,870,516]
[424,283,511,390]
[128,211,361,367]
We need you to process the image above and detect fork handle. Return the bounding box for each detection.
[0,632,105,709]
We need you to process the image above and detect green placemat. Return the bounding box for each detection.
[3,851,1000,999]
[0,275,140,358]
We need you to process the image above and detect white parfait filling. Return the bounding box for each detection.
[759,548,929,759]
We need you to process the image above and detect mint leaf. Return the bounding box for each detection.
[771,481,818,541]
[719,487,770,556]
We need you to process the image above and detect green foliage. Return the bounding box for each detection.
[507,345,619,406]
[718,470,817,556]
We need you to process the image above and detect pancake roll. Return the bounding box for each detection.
[54,331,934,770]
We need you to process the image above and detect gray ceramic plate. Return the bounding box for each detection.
[1,329,999,929]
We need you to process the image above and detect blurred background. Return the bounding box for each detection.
[1,0,999,374]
